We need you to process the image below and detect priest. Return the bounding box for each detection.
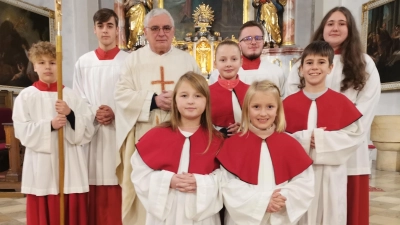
[114,8,201,225]
[73,9,129,225]
[208,21,285,96]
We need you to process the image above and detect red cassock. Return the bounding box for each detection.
[209,81,249,128]
[283,89,362,133]
[217,131,313,185]
[136,126,223,174]
[27,194,88,225]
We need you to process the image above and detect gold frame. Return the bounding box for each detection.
[362,0,400,91]
[0,0,55,91]
[0,0,55,40]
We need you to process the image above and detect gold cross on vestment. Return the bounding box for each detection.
[151,66,174,91]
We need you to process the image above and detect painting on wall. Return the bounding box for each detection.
[160,0,245,40]
[0,0,54,89]
[362,0,400,91]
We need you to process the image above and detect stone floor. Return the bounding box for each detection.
[369,162,400,225]
[0,161,399,225]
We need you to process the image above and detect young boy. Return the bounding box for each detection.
[283,41,364,225]
[13,41,95,225]
[73,8,129,225]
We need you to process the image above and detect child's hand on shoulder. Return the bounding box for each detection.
[227,122,241,136]
[52,114,67,130]
[55,100,71,116]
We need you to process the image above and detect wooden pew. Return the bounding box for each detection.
[0,123,23,197]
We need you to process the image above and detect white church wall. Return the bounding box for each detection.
[24,0,99,87]
[317,0,400,115]
[100,0,114,9]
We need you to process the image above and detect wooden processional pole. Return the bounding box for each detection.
[55,1,65,225]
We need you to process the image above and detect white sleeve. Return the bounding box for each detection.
[185,169,223,221]
[353,55,381,137]
[115,58,154,125]
[64,92,96,145]
[12,94,52,154]
[287,130,313,155]
[72,59,98,115]
[277,67,286,98]
[284,61,301,98]
[208,69,219,85]
[270,165,315,224]
[130,151,175,221]
[312,119,364,165]
[221,166,272,225]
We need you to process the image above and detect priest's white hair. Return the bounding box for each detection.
[144,8,175,27]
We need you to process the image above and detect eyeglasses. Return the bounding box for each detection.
[239,36,264,43]
[147,26,173,33]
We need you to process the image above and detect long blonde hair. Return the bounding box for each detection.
[159,72,221,151]
[240,80,286,134]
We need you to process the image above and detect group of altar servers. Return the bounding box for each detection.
[11,5,380,225]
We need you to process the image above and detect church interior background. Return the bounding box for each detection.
[0,0,399,224]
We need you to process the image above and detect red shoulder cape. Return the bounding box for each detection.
[209,80,249,127]
[283,89,362,133]
[217,131,312,185]
[136,126,222,174]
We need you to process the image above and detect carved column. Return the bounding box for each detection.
[282,0,295,46]
[114,0,127,49]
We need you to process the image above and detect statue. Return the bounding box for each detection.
[125,0,153,50]
[253,0,283,45]
[192,4,214,36]
[195,40,212,75]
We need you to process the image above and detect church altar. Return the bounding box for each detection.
[115,1,301,78]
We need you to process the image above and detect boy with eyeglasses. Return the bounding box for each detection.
[114,8,201,225]
[209,21,285,96]
[72,8,128,225]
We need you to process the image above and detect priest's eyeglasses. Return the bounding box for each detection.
[147,26,173,33]
[240,36,264,44]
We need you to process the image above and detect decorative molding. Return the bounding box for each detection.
[361,0,399,91]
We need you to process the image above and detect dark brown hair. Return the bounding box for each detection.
[311,7,367,92]
[239,20,265,39]
[93,8,119,26]
[298,41,334,89]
